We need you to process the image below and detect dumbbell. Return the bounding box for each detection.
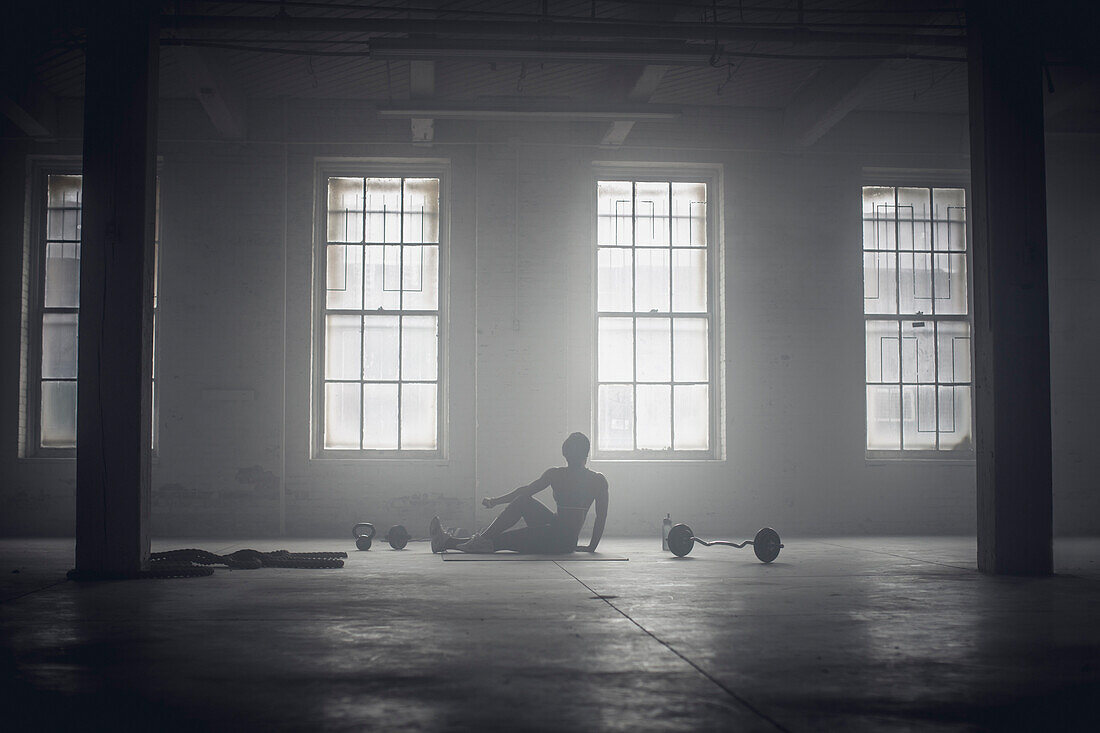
[667,523,783,563]
[352,523,411,551]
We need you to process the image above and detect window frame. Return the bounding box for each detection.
[310,159,449,460]
[861,173,975,461]
[20,160,83,459]
[19,160,163,460]
[590,164,724,461]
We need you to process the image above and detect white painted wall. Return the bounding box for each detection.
[1,99,1096,540]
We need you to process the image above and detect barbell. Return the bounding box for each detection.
[667,523,783,563]
[352,523,411,551]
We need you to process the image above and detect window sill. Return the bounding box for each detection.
[591,455,725,464]
[865,451,975,464]
[310,452,448,462]
[17,454,76,463]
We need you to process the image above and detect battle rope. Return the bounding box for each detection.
[67,548,347,581]
[151,548,347,570]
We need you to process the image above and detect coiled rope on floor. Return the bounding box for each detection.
[67,548,347,581]
[151,548,347,569]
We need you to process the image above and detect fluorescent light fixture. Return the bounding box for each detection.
[377,105,681,121]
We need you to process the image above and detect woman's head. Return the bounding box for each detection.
[561,432,591,466]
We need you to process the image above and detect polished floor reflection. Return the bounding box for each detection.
[2,537,1099,731]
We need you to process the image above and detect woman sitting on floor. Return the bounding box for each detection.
[430,432,609,554]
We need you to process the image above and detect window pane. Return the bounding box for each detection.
[401,315,438,381]
[937,321,971,383]
[866,385,900,450]
[932,253,967,315]
[366,178,402,243]
[938,385,972,450]
[636,318,670,382]
[41,380,77,448]
[902,384,937,449]
[363,245,401,310]
[47,175,82,241]
[47,204,81,241]
[363,315,400,380]
[899,251,933,315]
[634,182,670,246]
[672,182,706,246]
[673,319,708,382]
[401,383,437,449]
[325,315,361,380]
[863,185,970,453]
[324,382,361,449]
[901,320,935,383]
[402,178,439,243]
[326,244,363,310]
[636,384,671,450]
[362,383,399,449]
[598,318,633,381]
[897,187,931,251]
[671,249,706,312]
[597,178,712,455]
[635,248,670,312]
[862,186,896,250]
[933,188,966,252]
[674,384,709,450]
[598,384,633,450]
[41,313,78,379]
[598,248,633,312]
[597,181,632,246]
[401,245,439,310]
[865,320,900,384]
[48,175,82,207]
[328,177,363,243]
[863,251,897,315]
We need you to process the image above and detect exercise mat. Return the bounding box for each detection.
[441,552,627,561]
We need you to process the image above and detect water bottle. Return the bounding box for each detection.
[662,514,672,551]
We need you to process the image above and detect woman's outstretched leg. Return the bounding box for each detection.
[481,495,554,539]
[459,496,555,553]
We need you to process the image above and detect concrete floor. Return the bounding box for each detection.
[2,537,1099,731]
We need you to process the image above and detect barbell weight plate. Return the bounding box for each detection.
[752,527,782,563]
[386,525,410,550]
[667,523,695,557]
[355,536,373,551]
[352,523,376,540]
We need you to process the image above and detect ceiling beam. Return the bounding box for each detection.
[600,120,637,147]
[162,37,965,68]
[163,15,967,49]
[175,46,246,139]
[409,59,434,145]
[0,88,55,139]
[782,59,898,147]
[600,64,669,147]
[1044,72,1097,121]
[378,103,679,122]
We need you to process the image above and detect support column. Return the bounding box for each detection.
[967,0,1052,575]
[75,3,160,575]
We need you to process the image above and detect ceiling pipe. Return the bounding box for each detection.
[162,14,967,48]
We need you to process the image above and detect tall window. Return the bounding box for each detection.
[317,173,443,455]
[22,168,162,456]
[595,177,716,457]
[34,173,83,452]
[863,186,972,452]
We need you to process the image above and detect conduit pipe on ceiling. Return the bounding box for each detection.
[161,14,967,48]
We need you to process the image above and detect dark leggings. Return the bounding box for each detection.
[495,497,576,554]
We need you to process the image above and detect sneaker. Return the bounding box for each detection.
[456,532,495,554]
[430,516,448,554]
